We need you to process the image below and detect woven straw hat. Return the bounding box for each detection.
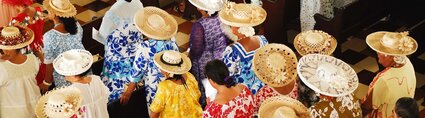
[43,0,77,18]
[218,2,266,27]
[253,43,298,87]
[297,54,358,97]
[366,31,418,56]
[134,7,178,40]
[0,26,34,50]
[35,86,82,118]
[154,50,191,75]
[259,95,310,118]
[294,30,337,56]
[189,0,226,12]
[53,49,93,76]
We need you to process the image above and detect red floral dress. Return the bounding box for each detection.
[11,7,45,85]
[254,82,298,112]
[203,85,255,118]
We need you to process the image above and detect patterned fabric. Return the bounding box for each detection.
[189,15,229,108]
[221,35,268,94]
[43,23,85,87]
[300,0,334,31]
[101,23,142,102]
[254,82,299,112]
[309,93,362,118]
[203,85,256,118]
[150,73,203,117]
[130,38,179,106]
[0,2,18,26]
[362,59,416,118]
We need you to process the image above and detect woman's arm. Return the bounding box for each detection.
[188,22,205,59]
[361,90,373,116]
[149,110,160,118]
[39,64,53,93]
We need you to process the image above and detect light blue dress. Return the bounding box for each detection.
[43,23,85,87]
[101,23,142,102]
[130,39,179,106]
[221,35,268,94]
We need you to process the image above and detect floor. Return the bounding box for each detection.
[33,0,425,116]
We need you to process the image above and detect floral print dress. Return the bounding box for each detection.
[221,35,268,94]
[101,23,142,102]
[309,93,362,118]
[254,82,298,112]
[130,38,179,106]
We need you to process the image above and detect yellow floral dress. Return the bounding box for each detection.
[150,72,203,118]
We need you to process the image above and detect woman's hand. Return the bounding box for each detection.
[120,82,137,105]
[38,83,50,94]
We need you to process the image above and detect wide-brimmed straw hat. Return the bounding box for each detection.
[35,86,82,118]
[43,0,77,18]
[297,54,358,97]
[253,43,298,87]
[366,31,418,56]
[0,26,34,50]
[134,7,178,40]
[294,30,337,56]
[188,0,226,13]
[154,50,191,75]
[53,49,93,76]
[259,95,310,118]
[219,2,267,27]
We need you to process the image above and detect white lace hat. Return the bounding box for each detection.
[134,7,178,40]
[35,86,82,118]
[366,31,418,56]
[259,95,310,118]
[219,2,267,27]
[188,0,226,13]
[294,30,337,56]
[43,0,77,18]
[297,54,359,97]
[0,26,34,50]
[153,50,191,75]
[53,49,93,76]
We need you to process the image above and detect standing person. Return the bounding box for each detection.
[35,86,84,118]
[187,0,228,108]
[0,0,19,26]
[149,50,203,117]
[39,0,85,91]
[298,54,362,117]
[258,96,310,118]
[362,31,418,118]
[0,26,41,118]
[52,49,110,118]
[219,2,268,94]
[120,7,179,107]
[203,59,256,117]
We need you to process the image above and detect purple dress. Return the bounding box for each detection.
[188,15,229,108]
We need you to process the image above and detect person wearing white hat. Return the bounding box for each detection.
[53,49,110,118]
[120,7,180,107]
[361,31,418,118]
[187,0,228,108]
[39,0,85,91]
[0,25,41,118]
[219,2,268,95]
[149,50,203,117]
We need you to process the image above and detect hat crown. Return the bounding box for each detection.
[162,51,182,64]
[316,63,348,89]
[304,32,325,47]
[267,52,286,73]
[50,0,70,11]
[273,106,297,118]
[381,33,400,49]
[1,27,20,38]
[147,14,169,31]
[46,92,74,116]
[199,0,223,10]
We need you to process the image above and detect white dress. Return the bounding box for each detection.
[70,75,110,118]
[0,54,41,118]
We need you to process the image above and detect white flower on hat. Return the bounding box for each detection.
[398,32,414,52]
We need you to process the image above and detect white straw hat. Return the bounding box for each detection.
[153,50,192,75]
[53,49,93,76]
[134,7,178,40]
[259,95,310,118]
[188,0,226,13]
[43,0,77,18]
[35,87,82,118]
[297,54,359,97]
[0,26,34,50]
[366,31,418,56]
[219,2,267,27]
[294,30,337,56]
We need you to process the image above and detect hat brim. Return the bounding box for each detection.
[43,0,77,18]
[253,43,298,87]
[188,0,225,12]
[218,4,266,27]
[366,31,418,56]
[134,7,178,40]
[294,30,337,56]
[153,51,191,75]
[53,49,93,76]
[0,26,34,50]
[35,87,82,118]
[259,95,310,118]
[297,54,358,97]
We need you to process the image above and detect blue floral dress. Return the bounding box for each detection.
[221,35,268,94]
[101,23,142,102]
[130,39,179,106]
[43,23,84,87]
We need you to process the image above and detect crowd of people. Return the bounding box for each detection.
[0,0,421,117]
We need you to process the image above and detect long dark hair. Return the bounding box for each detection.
[204,59,236,88]
[58,17,78,35]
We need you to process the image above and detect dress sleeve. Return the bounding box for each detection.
[42,33,56,64]
[99,13,118,41]
[150,82,167,113]
[371,79,389,109]
[129,47,148,82]
[188,22,205,60]
[221,46,237,76]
